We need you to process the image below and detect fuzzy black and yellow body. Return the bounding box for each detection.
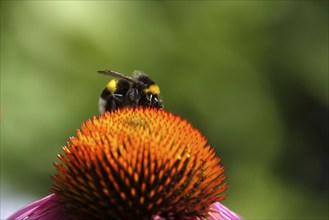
[98,70,163,114]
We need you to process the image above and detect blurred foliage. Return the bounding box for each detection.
[1,1,328,219]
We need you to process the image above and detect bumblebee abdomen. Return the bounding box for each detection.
[116,80,130,94]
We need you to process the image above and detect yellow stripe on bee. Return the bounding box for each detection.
[106,79,117,92]
[144,85,160,95]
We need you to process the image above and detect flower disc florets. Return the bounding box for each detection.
[51,108,226,219]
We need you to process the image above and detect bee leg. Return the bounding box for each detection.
[151,97,158,108]
[152,97,163,109]
[104,94,116,112]
[147,94,152,101]
[105,93,125,112]
[146,94,152,107]
[127,88,141,103]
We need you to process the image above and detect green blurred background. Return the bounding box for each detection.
[1,1,328,219]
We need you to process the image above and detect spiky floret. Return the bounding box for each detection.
[51,108,226,219]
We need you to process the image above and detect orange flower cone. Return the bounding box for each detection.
[8,108,242,220]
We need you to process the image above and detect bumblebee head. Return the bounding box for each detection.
[133,72,161,95]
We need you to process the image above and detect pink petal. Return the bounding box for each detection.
[208,202,243,220]
[7,193,70,220]
[8,196,243,220]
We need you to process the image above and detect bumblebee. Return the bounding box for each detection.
[98,70,163,114]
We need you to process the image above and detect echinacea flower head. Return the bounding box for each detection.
[9,108,243,220]
[51,107,226,219]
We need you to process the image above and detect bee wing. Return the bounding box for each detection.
[98,70,138,84]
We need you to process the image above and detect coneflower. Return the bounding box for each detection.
[8,108,242,220]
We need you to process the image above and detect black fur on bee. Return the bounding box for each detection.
[98,70,163,114]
